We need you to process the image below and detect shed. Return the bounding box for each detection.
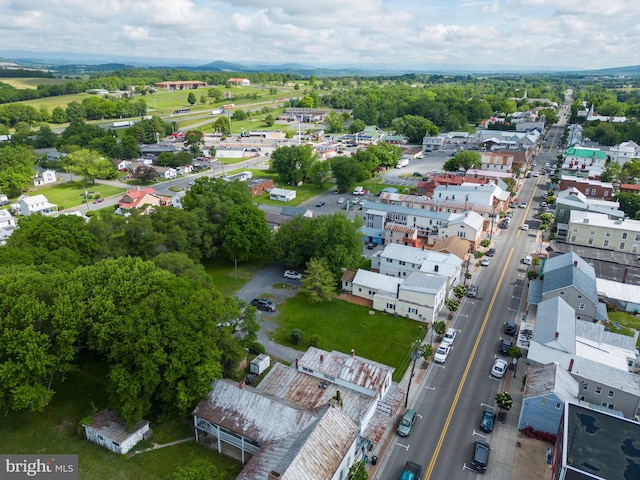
[250,354,271,375]
[82,409,151,454]
[269,188,296,202]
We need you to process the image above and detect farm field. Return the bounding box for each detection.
[0,77,75,89]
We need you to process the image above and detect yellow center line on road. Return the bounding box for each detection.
[517,174,542,237]
[423,247,514,480]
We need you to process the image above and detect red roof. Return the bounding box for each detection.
[118,188,160,209]
[620,183,640,192]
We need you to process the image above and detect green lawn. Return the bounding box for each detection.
[203,257,272,297]
[608,311,640,347]
[272,294,428,381]
[17,92,92,111]
[31,181,126,210]
[0,356,241,480]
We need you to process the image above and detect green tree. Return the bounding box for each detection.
[348,118,366,134]
[391,115,438,143]
[443,151,481,172]
[453,285,468,300]
[156,152,179,168]
[232,109,247,121]
[308,160,332,187]
[495,391,513,411]
[220,204,270,262]
[616,191,640,219]
[264,114,275,127]
[291,329,304,345]
[331,156,363,192]
[270,145,316,185]
[199,95,207,105]
[64,148,117,184]
[301,257,335,303]
[184,130,205,156]
[187,92,196,105]
[600,161,622,184]
[325,111,344,133]
[540,213,554,225]
[66,101,86,121]
[51,106,68,124]
[34,125,57,148]
[622,158,640,183]
[347,459,369,480]
[444,298,460,313]
[433,320,447,336]
[0,144,36,196]
[213,116,229,134]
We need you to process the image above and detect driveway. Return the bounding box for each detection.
[235,263,302,363]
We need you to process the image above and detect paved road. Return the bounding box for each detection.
[377,172,549,479]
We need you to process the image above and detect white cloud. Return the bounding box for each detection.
[0,0,638,69]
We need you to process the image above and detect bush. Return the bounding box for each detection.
[309,334,320,347]
[521,426,557,444]
[474,251,484,259]
[247,341,265,355]
[290,329,304,345]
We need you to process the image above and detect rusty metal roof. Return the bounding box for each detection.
[82,409,149,445]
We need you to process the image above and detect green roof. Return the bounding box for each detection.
[564,147,607,160]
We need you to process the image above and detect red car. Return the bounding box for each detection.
[92,198,104,204]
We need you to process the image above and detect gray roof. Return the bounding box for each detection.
[400,272,448,294]
[574,321,638,353]
[362,201,454,222]
[527,279,543,304]
[523,363,578,401]
[280,206,308,217]
[533,297,576,354]
[542,252,598,304]
[563,403,640,479]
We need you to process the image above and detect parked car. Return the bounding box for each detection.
[467,284,479,298]
[491,358,508,378]
[92,198,104,204]
[532,172,539,177]
[366,242,375,250]
[479,407,496,433]
[499,338,513,355]
[337,197,345,204]
[540,201,547,208]
[519,202,527,209]
[250,298,277,312]
[396,409,417,437]
[316,201,325,207]
[470,440,491,473]
[499,220,510,229]
[441,328,457,346]
[481,257,491,267]
[284,270,302,280]
[522,255,532,265]
[413,171,422,177]
[486,248,496,257]
[520,224,530,231]
[434,344,451,364]
[504,322,517,336]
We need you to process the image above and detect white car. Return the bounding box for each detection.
[532,172,539,177]
[337,198,345,204]
[441,328,457,346]
[481,257,491,267]
[434,344,451,364]
[519,202,527,209]
[491,358,508,378]
[540,201,547,208]
[284,270,302,280]
[523,255,532,265]
[521,224,530,231]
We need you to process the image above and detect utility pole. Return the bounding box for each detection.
[405,340,422,408]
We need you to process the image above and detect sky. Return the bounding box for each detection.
[1,0,640,71]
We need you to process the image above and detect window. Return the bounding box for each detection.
[588,238,594,245]
[571,235,576,242]
[573,227,577,233]
[408,307,418,314]
[603,240,609,247]
[633,245,639,254]
[635,234,640,241]
[602,402,615,409]
[622,232,628,239]
[595,386,602,394]
[434,265,439,272]
[589,230,595,235]
[386,303,395,310]
[579,303,585,310]
[591,188,596,195]
[584,187,589,194]
[577,295,582,299]
[368,290,375,295]
[559,209,565,217]
[608,390,614,398]
[399,261,406,266]
[620,242,626,250]
[604,190,608,197]
[556,403,562,409]
[582,382,588,390]
[605,230,611,237]
[358,287,362,292]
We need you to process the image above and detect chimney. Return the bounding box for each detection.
[573,261,578,267]
[239,380,246,389]
[295,358,299,369]
[554,331,559,338]
[320,354,324,362]
[351,349,355,357]
[568,358,574,372]
[269,471,282,480]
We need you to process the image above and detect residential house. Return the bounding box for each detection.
[437,211,485,251]
[176,164,193,175]
[226,78,250,86]
[422,134,446,151]
[270,188,296,202]
[555,188,624,239]
[608,140,640,166]
[171,191,186,209]
[558,175,613,200]
[561,147,608,178]
[18,194,57,216]
[117,188,165,213]
[567,211,640,254]
[619,183,640,195]
[346,269,447,323]
[371,243,463,289]
[518,363,579,435]
[248,178,274,197]
[552,403,640,479]
[480,152,515,172]
[527,252,608,323]
[82,409,150,455]
[154,166,177,179]
[0,209,17,244]
[524,297,639,418]
[566,124,583,147]
[33,167,57,186]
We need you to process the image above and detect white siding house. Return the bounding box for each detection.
[82,409,150,455]
[269,188,296,202]
[18,194,57,216]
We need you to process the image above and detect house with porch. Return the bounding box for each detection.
[17,194,57,216]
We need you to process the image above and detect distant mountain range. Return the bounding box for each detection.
[2,50,640,77]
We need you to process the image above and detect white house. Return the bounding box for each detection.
[176,164,193,175]
[480,152,515,172]
[269,188,296,202]
[33,168,57,186]
[608,140,640,166]
[154,166,177,179]
[82,409,150,455]
[18,194,57,216]
[117,160,131,171]
[0,209,17,244]
[172,191,187,209]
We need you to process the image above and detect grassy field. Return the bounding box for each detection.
[0,355,242,480]
[0,77,75,89]
[272,294,427,381]
[203,256,272,297]
[16,92,91,111]
[31,181,125,209]
[607,311,640,347]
